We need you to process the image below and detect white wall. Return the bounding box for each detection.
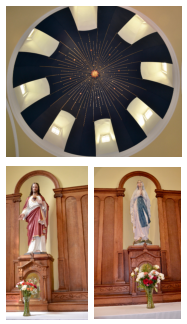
[70,6,97,31]
[141,62,173,87]
[14,78,50,112]
[118,14,155,44]
[19,28,59,56]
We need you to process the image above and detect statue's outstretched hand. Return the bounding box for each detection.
[18,214,24,220]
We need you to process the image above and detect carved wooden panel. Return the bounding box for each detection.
[81,195,88,282]
[94,196,100,283]
[178,199,181,222]
[66,197,82,291]
[94,284,130,294]
[161,280,181,292]
[102,197,115,284]
[165,198,181,280]
[52,291,88,301]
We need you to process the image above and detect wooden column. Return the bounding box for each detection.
[174,198,181,257]
[6,193,22,292]
[96,198,104,284]
[77,197,87,290]
[114,189,125,282]
[53,189,67,290]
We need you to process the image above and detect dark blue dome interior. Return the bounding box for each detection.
[13,6,174,156]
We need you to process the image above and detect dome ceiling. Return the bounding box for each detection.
[12,6,174,156]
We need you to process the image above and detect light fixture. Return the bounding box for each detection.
[101,134,111,143]
[144,109,153,120]
[20,84,27,97]
[27,29,35,40]
[162,62,167,74]
[51,126,61,136]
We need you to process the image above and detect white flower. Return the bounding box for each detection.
[134,267,139,273]
[136,278,140,282]
[131,272,135,277]
[158,273,165,280]
[153,265,160,270]
[137,272,145,279]
[157,278,161,284]
[155,284,158,287]
[31,288,38,295]
[150,270,159,276]
[21,285,27,291]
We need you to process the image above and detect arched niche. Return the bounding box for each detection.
[18,175,59,290]
[118,171,161,190]
[6,170,62,292]
[118,171,162,249]
[14,170,60,193]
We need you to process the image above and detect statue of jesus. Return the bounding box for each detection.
[18,182,49,253]
[130,180,152,245]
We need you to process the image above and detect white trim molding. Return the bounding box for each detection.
[6,99,19,157]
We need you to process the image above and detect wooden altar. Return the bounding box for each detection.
[94,171,181,306]
[6,170,88,312]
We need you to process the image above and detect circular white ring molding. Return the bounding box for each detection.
[7,6,180,157]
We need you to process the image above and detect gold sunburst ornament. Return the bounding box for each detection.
[91,70,99,78]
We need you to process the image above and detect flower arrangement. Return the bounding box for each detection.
[16,278,38,316]
[131,264,165,308]
[16,278,38,297]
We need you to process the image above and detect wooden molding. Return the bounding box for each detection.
[94,284,129,294]
[14,170,60,193]
[53,185,88,196]
[6,193,22,203]
[52,291,88,301]
[118,171,161,189]
[155,189,181,198]
[94,188,125,197]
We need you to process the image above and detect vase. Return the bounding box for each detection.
[23,296,31,316]
[145,287,155,309]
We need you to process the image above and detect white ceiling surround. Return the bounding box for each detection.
[94,119,118,156]
[141,62,173,87]
[118,14,155,45]
[70,6,98,31]
[14,78,50,112]
[43,110,75,151]
[19,28,59,57]
[127,98,161,136]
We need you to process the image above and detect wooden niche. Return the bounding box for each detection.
[6,170,88,312]
[94,171,181,306]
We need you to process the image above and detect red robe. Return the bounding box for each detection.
[22,195,49,247]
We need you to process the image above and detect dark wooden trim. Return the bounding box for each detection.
[118,171,161,190]
[14,170,60,193]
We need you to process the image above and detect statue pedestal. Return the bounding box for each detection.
[128,243,161,295]
[17,253,54,304]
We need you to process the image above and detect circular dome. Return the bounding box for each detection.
[7,6,180,156]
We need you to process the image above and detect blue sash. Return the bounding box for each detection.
[137,196,150,228]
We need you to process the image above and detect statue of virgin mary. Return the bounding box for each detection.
[130,180,152,245]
